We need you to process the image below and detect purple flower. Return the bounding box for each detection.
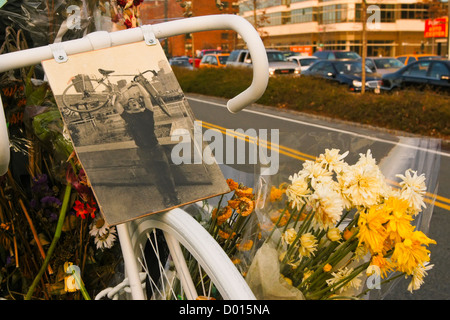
[31,174,51,195]
[41,196,62,207]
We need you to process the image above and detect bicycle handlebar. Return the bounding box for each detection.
[0,14,269,175]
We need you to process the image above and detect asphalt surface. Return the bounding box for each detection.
[186,93,450,300]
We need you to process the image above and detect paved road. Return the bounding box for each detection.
[185,93,450,300]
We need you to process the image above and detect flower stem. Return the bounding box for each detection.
[25,184,72,300]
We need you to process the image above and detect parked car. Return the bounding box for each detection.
[282,51,301,58]
[381,60,450,92]
[303,60,381,92]
[313,50,361,60]
[199,53,229,68]
[169,57,193,70]
[287,55,318,71]
[226,49,301,76]
[365,57,404,75]
[396,54,441,65]
[188,49,224,68]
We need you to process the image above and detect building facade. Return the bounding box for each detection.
[238,0,449,57]
[139,0,240,57]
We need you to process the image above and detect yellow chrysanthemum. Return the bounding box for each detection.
[391,232,436,275]
[385,197,415,243]
[357,206,389,254]
[370,254,394,279]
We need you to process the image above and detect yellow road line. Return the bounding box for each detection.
[199,120,450,212]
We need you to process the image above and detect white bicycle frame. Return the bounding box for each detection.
[0,15,269,300]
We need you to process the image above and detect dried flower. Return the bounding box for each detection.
[212,206,232,225]
[226,178,239,191]
[326,267,362,294]
[282,228,297,245]
[236,240,253,251]
[298,233,317,258]
[327,228,341,242]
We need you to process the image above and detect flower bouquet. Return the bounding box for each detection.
[239,148,436,300]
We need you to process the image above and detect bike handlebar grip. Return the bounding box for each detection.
[0,97,10,175]
[0,15,268,171]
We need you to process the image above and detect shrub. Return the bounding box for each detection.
[173,67,450,140]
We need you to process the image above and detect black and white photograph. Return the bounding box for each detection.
[42,41,229,226]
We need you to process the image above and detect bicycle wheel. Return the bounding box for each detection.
[122,208,255,300]
[62,78,110,113]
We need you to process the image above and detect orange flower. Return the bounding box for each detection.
[212,206,232,225]
[239,197,255,216]
[235,186,253,198]
[227,199,241,210]
[270,186,284,202]
[196,296,216,300]
[226,179,239,191]
[236,240,253,251]
[228,197,254,216]
[323,264,332,272]
[270,210,290,227]
[343,227,357,241]
[218,229,236,239]
[370,254,394,279]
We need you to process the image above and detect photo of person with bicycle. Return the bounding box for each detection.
[114,80,181,208]
[42,41,230,225]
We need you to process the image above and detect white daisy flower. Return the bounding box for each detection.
[310,183,344,229]
[408,261,433,293]
[89,218,117,250]
[317,148,349,173]
[286,173,311,211]
[396,169,427,214]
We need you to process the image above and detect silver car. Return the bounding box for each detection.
[287,55,318,71]
[226,49,301,76]
[365,57,404,75]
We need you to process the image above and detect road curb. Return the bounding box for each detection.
[185,93,450,152]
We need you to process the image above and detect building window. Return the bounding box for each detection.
[355,4,395,23]
[291,7,313,23]
[400,4,429,20]
[322,4,347,24]
[282,11,291,24]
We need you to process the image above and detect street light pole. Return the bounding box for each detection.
[361,0,367,94]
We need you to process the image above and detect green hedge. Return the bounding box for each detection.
[173,67,450,140]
